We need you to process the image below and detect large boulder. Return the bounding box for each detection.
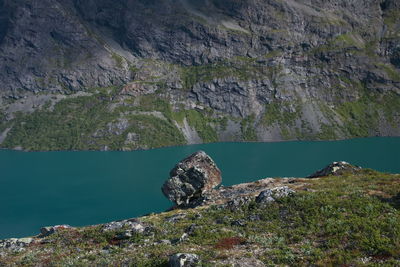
[162,151,222,206]
[308,161,362,178]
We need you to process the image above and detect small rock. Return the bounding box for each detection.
[103,221,126,231]
[115,230,133,240]
[256,193,275,204]
[248,214,261,221]
[169,253,200,267]
[165,213,187,223]
[217,257,266,267]
[103,219,152,239]
[185,224,198,236]
[215,215,230,224]
[224,196,252,211]
[162,151,222,206]
[308,161,362,178]
[256,186,295,204]
[192,213,202,220]
[40,225,72,237]
[179,233,189,242]
[231,219,247,227]
[103,219,146,234]
[171,233,189,245]
[156,239,172,245]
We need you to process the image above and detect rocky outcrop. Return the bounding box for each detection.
[255,186,295,204]
[308,161,363,178]
[102,219,151,239]
[0,237,33,252]
[169,253,200,267]
[162,151,222,206]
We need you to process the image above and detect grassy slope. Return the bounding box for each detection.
[1,170,399,266]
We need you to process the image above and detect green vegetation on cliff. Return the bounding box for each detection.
[318,89,400,139]
[2,95,118,151]
[0,111,9,133]
[181,58,267,90]
[1,90,186,151]
[263,102,301,127]
[241,114,257,141]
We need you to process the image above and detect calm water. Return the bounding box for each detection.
[1,137,399,239]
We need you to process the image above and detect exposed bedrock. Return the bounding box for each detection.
[0,0,399,150]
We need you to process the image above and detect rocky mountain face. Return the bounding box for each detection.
[0,0,399,150]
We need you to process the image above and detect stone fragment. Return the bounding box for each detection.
[215,216,231,224]
[116,230,132,240]
[165,213,187,223]
[217,257,266,267]
[231,219,247,227]
[184,224,198,236]
[224,196,253,211]
[248,214,261,221]
[156,239,172,245]
[40,225,72,237]
[256,186,295,204]
[162,151,222,206]
[169,253,200,267]
[102,219,147,234]
[308,161,362,178]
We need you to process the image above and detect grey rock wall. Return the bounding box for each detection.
[0,0,399,149]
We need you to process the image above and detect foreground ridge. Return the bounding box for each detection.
[1,159,399,266]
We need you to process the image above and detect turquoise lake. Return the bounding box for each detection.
[1,137,399,239]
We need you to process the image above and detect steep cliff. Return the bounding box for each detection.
[0,0,399,150]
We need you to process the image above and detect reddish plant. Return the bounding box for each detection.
[215,237,246,250]
[108,238,122,246]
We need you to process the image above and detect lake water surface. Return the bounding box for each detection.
[1,137,399,239]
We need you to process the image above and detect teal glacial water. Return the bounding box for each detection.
[1,137,399,239]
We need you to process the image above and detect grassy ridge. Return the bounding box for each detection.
[1,170,399,266]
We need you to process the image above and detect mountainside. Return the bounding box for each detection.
[0,0,400,151]
[1,161,399,266]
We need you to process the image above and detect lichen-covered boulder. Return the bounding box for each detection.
[162,151,222,206]
[308,161,362,178]
[169,253,200,267]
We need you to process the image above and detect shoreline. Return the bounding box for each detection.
[1,135,399,153]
